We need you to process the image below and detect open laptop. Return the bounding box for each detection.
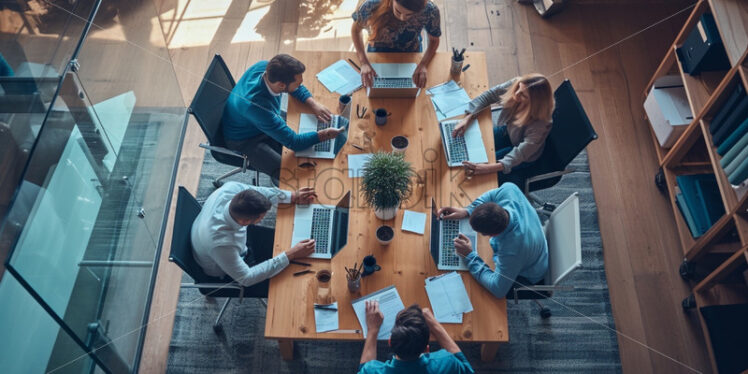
[367,63,420,98]
[428,198,477,271]
[291,191,351,259]
[438,118,488,167]
[295,114,349,159]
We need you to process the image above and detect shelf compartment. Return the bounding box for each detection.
[685,213,739,262]
[708,0,748,67]
[694,245,748,292]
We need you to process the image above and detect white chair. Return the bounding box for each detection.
[511,192,582,318]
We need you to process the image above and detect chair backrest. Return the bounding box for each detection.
[543,192,582,285]
[544,80,598,171]
[169,187,214,282]
[188,54,235,147]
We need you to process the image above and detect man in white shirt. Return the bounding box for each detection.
[191,181,316,294]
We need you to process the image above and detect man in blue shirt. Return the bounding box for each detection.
[222,54,341,185]
[358,301,474,374]
[437,183,548,298]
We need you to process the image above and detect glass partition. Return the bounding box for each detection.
[1,0,187,372]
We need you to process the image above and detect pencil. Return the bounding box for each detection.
[348,58,361,71]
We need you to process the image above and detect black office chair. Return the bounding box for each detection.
[500,80,598,211]
[189,54,260,188]
[169,187,268,332]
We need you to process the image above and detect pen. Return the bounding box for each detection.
[290,260,311,267]
[348,58,361,71]
[325,329,362,334]
[314,305,338,311]
[351,144,364,150]
[293,269,314,276]
[461,64,471,72]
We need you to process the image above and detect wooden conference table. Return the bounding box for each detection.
[265,51,508,362]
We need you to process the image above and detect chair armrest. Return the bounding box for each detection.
[515,285,574,292]
[199,143,246,158]
[524,168,575,193]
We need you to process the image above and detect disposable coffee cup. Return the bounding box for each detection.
[391,136,408,153]
[316,269,332,304]
[338,95,352,118]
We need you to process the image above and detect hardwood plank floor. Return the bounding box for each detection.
[135,0,713,372]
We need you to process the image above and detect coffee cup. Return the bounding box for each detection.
[375,108,391,126]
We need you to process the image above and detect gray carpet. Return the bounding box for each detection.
[166,146,622,373]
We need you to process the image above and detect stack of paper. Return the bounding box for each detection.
[352,286,405,339]
[314,302,339,333]
[427,81,472,120]
[317,60,362,95]
[347,153,373,178]
[424,272,473,323]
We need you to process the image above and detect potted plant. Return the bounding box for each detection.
[376,225,394,245]
[360,152,414,220]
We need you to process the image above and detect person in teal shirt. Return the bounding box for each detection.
[437,183,548,298]
[358,301,474,374]
[222,54,340,185]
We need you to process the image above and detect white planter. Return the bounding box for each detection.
[374,205,398,220]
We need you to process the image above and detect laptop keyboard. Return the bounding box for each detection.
[311,208,332,253]
[373,77,413,88]
[440,220,462,267]
[314,118,333,152]
[443,121,468,163]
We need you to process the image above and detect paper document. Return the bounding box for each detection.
[402,210,427,234]
[428,81,471,120]
[352,286,405,339]
[314,302,339,333]
[427,80,461,96]
[348,153,373,178]
[425,272,473,323]
[317,60,362,95]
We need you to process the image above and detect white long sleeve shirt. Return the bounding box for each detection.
[190,181,292,286]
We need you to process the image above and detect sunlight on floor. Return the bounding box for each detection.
[295,0,360,51]
[231,5,272,44]
[159,0,233,48]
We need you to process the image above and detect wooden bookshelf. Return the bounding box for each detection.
[643,1,748,372]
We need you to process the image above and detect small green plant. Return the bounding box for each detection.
[360,152,414,209]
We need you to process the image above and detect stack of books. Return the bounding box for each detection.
[710,83,748,187]
[675,174,725,238]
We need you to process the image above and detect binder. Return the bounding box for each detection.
[695,176,725,226]
[727,156,748,185]
[675,192,700,237]
[717,117,748,156]
[712,96,748,146]
[710,84,745,135]
[723,143,748,176]
[720,131,748,167]
[676,175,710,235]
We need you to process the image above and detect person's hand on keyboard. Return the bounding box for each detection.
[291,187,317,205]
[287,239,316,260]
[436,206,469,220]
[308,98,333,122]
[412,64,428,88]
[360,63,377,87]
[318,127,345,141]
[452,114,474,137]
[453,234,473,257]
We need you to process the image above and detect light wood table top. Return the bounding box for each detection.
[265,51,507,359]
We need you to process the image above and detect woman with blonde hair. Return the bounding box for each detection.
[351,0,441,88]
[454,74,555,176]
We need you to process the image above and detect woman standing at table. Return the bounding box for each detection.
[350,0,441,88]
[453,74,554,177]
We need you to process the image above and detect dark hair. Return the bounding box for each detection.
[266,54,306,86]
[469,202,510,236]
[390,304,429,360]
[229,190,271,221]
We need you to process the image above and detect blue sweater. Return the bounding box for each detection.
[464,183,548,298]
[222,60,319,150]
[358,350,474,374]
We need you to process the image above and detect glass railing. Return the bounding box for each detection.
[0,0,186,372]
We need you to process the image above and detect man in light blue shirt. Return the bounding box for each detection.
[437,183,548,298]
[358,302,474,374]
[223,54,341,185]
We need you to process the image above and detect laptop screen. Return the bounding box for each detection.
[331,116,349,156]
[429,198,440,266]
[330,191,351,257]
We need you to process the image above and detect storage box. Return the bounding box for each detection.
[644,75,693,148]
[676,13,731,75]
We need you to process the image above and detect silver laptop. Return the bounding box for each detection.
[438,119,488,167]
[291,191,351,259]
[296,114,349,159]
[367,63,420,98]
[428,198,476,271]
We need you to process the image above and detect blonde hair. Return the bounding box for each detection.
[500,74,554,126]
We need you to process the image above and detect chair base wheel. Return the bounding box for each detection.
[542,203,556,212]
[540,307,552,319]
[213,180,224,189]
[212,324,223,334]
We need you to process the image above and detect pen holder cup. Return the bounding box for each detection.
[450,57,464,75]
[316,269,333,304]
[338,95,352,118]
[347,276,361,293]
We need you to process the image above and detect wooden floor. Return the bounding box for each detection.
[133,0,714,372]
